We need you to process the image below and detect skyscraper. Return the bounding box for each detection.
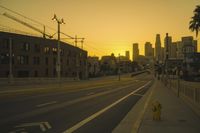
[145,42,153,57]
[133,43,139,61]
[164,36,172,59]
[171,42,177,58]
[125,51,130,60]
[155,34,162,62]
[176,41,183,59]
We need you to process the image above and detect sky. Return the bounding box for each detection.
[0,0,199,60]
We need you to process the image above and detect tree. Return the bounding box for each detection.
[189,5,200,37]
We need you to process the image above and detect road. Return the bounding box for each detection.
[0,73,153,133]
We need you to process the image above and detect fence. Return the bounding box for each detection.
[162,75,200,116]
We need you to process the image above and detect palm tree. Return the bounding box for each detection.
[189,5,200,37]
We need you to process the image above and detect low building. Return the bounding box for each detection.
[136,55,153,68]
[100,53,117,75]
[118,55,132,73]
[87,56,100,77]
[0,31,88,79]
[183,52,200,80]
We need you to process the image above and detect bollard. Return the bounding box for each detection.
[152,101,162,121]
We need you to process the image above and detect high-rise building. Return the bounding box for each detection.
[145,42,154,57]
[155,34,162,62]
[152,48,155,58]
[176,41,183,59]
[171,42,177,58]
[164,36,172,59]
[175,36,197,59]
[182,36,197,54]
[193,40,197,52]
[125,51,130,60]
[161,47,165,62]
[133,43,139,61]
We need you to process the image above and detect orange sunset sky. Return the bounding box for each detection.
[0,0,199,60]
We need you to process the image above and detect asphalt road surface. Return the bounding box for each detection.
[0,73,153,133]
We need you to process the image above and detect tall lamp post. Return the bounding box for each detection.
[118,53,121,81]
[9,38,13,83]
[165,33,169,85]
[52,14,65,82]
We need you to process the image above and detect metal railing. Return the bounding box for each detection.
[162,75,200,112]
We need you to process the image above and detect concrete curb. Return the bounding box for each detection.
[112,79,156,133]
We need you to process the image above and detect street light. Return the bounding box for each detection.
[52,14,65,82]
[118,53,121,81]
[164,33,169,85]
[9,38,13,83]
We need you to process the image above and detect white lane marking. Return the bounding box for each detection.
[0,82,140,125]
[15,122,51,132]
[86,92,95,96]
[133,93,144,97]
[44,122,51,129]
[9,128,26,133]
[131,80,155,133]
[36,101,57,108]
[63,81,151,133]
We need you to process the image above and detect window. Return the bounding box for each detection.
[33,57,40,65]
[65,72,68,76]
[66,59,69,65]
[17,55,29,64]
[34,44,40,53]
[45,68,48,76]
[2,39,9,49]
[68,50,71,56]
[45,57,48,65]
[22,42,30,51]
[34,71,38,77]
[53,58,56,65]
[44,47,50,54]
[53,68,56,77]
[52,48,57,54]
[61,49,64,55]
[0,54,9,64]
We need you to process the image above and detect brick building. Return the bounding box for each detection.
[0,31,87,79]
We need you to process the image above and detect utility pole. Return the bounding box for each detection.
[177,66,180,97]
[9,38,13,83]
[76,53,79,80]
[165,33,169,85]
[81,38,84,49]
[75,35,77,47]
[118,53,121,81]
[74,35,84,49]
[52,14,65,83]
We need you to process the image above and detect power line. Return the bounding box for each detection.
[0,5,43,26]
[84,45,104,56]
[84,43,108,55]
[0,5,57,33]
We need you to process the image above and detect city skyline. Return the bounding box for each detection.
[0,0,199,59]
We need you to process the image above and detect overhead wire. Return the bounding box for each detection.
[0,5,108,57]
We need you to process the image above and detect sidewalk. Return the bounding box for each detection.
[113,79,200,133]
[138,79,200,133]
